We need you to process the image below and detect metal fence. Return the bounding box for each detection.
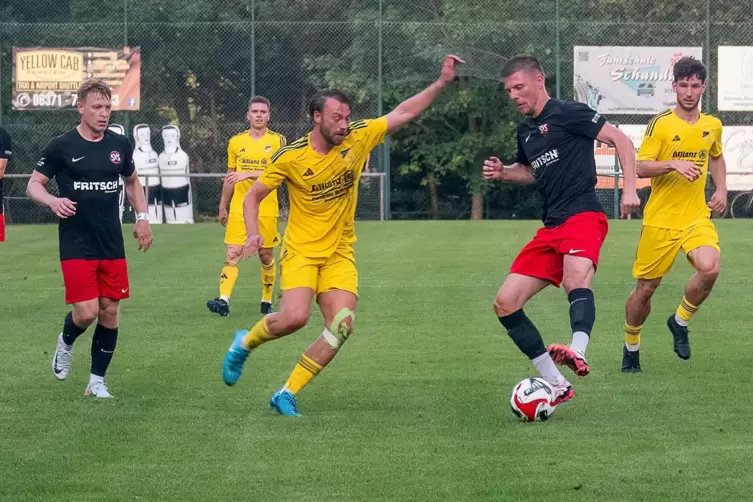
[2,0,753,221]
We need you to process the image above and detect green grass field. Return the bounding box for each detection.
[2,220,753,501]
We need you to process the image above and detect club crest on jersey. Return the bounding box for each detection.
[538,124,548,136]
[110,151,121,164]
[264,145,272,152]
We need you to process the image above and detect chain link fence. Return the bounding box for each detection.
[2,0,753,222]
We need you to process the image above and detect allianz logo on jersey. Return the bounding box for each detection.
[73,181,120,192]
[530,149,560,171]
[672,150,707,160]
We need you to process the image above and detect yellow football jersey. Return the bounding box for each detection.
[227,129,287,217]
[257,117,388,258]
[637,109,723,230]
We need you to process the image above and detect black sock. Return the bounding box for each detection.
[62,312,87,346]
[568,288,595,336]
[498,309,547,360]
[91,324,118,377]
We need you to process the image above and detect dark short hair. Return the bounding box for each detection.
[248,95,271,109]
[673,56,707,83]
[501,54,545,79]
[78,79,111,103]
[308,89,351,118]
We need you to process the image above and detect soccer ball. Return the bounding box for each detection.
[509,377,557,422]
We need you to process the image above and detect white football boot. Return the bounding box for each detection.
[52,333,73,380]
[84,381,113,398]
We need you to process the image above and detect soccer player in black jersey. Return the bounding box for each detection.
[483,55,640,406]
[26,79,152,398]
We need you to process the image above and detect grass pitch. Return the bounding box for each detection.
[1,220,752,501]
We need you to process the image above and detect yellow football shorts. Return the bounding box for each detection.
[279,245,358,296]
[633,220,720,279]
[224,212,281,248]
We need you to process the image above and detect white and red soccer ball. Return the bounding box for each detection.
[510,377,557,422]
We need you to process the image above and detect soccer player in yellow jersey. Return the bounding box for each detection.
[222,55,464,416]
[622,57,727,372]
[207,96,287,317]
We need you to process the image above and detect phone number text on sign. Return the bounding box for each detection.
[12,46,140,111]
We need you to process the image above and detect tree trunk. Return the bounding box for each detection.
[427,171,440,219]
[471,192,483,220]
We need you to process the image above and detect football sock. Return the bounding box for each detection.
[498,309,547,360]
[283,354,323,395]
[532,353,568,387]
[243,317,276,350]
[62,311,87,346]
[260,259,276,304]
[90,324,118,377]
[624,322,643,352]
[499,310,567,386]
[568,288,595,357]
[219,262,239,301]
[675,296,698,327]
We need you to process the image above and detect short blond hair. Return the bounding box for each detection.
[78,79,112,103]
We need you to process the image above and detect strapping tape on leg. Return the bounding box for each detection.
[322,308,355,349]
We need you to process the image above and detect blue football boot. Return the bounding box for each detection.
[269,389,301,416]
[223,329,250,386]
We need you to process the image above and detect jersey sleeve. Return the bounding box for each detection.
[563,101,607,139]
[35,138,62,179]
[637,124,664,161]
[710,121,723,157]
[351,117,388,152]
[257,159,289,190]
[121,137,135,177]
[227,137,237,170]
[0,128,11,160]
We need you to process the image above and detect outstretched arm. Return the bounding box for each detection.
[385,55,464,135]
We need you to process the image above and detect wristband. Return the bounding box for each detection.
[136,213,149,221]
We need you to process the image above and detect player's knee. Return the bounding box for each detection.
[281,310,309,332]
[635,280,660,301]
[225,246,243,264]
[75,307,98,326]
[322,308,355,350]
[561,272,592,294]
[494,293,521,318]
[695,257,720,279]
[98,303,119,327]
[258,247,274,265]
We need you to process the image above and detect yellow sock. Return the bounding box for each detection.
[261,260,276,304]
[242,317,276,350]
[219,262,239,300]
[676,296,699,325]
[625,322,643,351]
[283,354,323,395]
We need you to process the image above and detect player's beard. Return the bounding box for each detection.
[320,124,346,146]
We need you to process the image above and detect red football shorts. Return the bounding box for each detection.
[510,211,609,288]
[60,259,130,304]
